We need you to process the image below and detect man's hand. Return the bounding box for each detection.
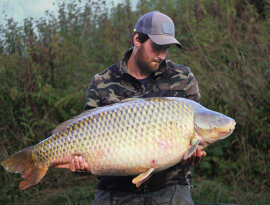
[70,156,90,173]
[182,147,206,166]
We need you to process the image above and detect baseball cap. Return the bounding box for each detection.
[134,11,182,48]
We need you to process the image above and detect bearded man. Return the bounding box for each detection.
[71,11,206,205]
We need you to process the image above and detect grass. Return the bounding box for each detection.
[26,185,97,205]
[191,177,270,205]
[1,171,269,205]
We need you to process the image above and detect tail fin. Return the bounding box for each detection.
[1,146,48,190]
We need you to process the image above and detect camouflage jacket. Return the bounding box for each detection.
[84,48,200,194]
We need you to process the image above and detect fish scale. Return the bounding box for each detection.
[1,97,236,190]
[42,97,185,171]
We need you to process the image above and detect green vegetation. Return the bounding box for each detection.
[0,0,269,204]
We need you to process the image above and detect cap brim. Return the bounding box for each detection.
[148,34,182,48]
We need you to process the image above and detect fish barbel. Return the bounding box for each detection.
[1,97,236,190]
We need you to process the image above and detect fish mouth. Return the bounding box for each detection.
[218,129,234,139]
[229,120,236,133]
[217,120,236,139]
[196,120,236,145]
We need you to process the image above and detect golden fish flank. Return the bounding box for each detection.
[1,97,236,190]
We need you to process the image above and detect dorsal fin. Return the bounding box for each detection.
[120,97,141,103]
[52,106,106,135]
[120,97,171,103]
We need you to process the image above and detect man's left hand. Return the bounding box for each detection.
[182,147,206,166]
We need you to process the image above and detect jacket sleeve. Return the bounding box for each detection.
[184,71,201,103]
[84,74,102,111]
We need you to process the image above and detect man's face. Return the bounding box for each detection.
[135,39,170,76]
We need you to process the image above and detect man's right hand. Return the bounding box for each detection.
[70,156,91,173]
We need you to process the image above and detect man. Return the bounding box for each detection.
[71,11,206,205]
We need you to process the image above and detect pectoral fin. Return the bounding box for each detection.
[132,168,155,187]
[183,139,200,160]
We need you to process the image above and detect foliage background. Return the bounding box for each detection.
[0,0,269,204]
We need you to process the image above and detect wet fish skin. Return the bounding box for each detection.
[1,97,236,190]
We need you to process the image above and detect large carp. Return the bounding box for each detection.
[1,97,236,190]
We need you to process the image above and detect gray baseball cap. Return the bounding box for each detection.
[134,11,182,48]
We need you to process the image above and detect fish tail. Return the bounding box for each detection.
[1,146,48,190]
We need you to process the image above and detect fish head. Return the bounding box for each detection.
[194,109,236,147]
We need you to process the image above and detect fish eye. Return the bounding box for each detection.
[214,116,227,127]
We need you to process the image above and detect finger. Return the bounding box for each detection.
[197,148,202,157]
[79,156,84,171]
[195,148,201,165]
[202,150,207,157]
[70,159,75,172]
[75,156,80,170]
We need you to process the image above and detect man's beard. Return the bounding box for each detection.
[135,45,162,76]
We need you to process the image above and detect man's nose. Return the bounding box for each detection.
[158,50,167,60]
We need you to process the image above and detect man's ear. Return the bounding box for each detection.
[133,33,141,47]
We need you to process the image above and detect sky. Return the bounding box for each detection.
[0,0,137,26]
[0,0,58,25]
